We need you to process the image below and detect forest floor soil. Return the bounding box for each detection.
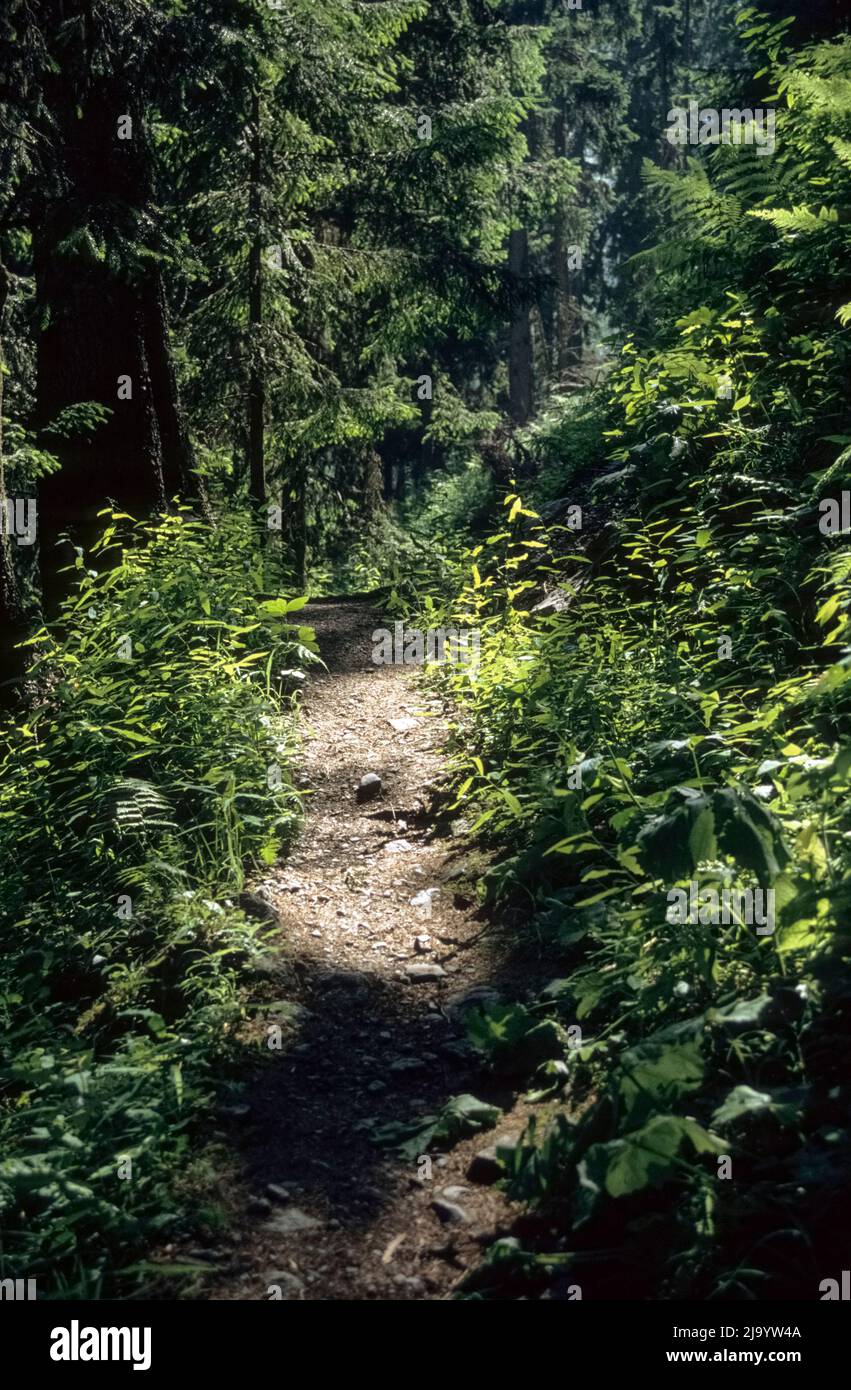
[198,597,552,1301]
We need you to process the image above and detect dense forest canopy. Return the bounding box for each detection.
[2,0,851,1318]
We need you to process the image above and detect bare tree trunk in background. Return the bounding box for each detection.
[247,88,266,509]
[553,104,572,381]
[657,12,676,167]
[553,104,584,381]
[292,459,307,589]
[0,261,18,627]
[282,453,307,591]
[0,260,31,693]
[412,383,434,492]
[142,269,202,503]
[508,226,533,426]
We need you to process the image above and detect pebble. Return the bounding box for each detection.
[356,773,382,803]
[431,1198,471,1225]
[394,1274,426,1293]
[467,1133,521,1185]
[238,891,281,926]
[263,1207,322,1235]
[404,962,447,982]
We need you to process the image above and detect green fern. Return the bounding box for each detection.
[102,777,176,837]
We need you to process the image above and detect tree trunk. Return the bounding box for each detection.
[32,52,196,605]
[247,89,266,508]
[508,226,533,426]
[553,104,584,381]
[142,269,200,501]
[0,261,16,627]
[383,450,395,501]
[0,261,32,694]
[34,239,169,607]
[292,461,307,589]
[412,386,436,492]
[657,15,676,167]
[553,107,571,380]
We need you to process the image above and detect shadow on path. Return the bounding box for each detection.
[206,598,549,1300]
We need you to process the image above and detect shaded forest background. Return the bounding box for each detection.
[2,0,851,1301]
[3,0,811,615]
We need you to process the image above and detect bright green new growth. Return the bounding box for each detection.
[0,509,313,1295]
[407,25,851,1300]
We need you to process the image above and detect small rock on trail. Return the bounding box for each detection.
[263,1208,322,1235]
[238,891,281,926]
[431,1198,472,1225]
[404,962,448,982]
[356,772,382,803]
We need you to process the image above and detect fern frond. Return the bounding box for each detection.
[748,204,837,234]
[101,778,176,836]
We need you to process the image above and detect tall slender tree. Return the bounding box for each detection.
[247,86,266,509]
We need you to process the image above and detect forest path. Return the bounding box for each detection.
[206,598,541,1301]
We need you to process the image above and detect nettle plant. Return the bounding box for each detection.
[0,507,315,1294]
[11,508,312,887]
[415,14,851,1303]
[437,476,851,1296]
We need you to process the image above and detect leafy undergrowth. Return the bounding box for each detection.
[0,509,315,1297]
[417,28,851,1301]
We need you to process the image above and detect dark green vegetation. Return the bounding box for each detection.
[415,17,851,1300]
[0,513,313,1292]
[1,0,850,1299]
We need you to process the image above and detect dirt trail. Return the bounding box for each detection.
[206,598,543,1301]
